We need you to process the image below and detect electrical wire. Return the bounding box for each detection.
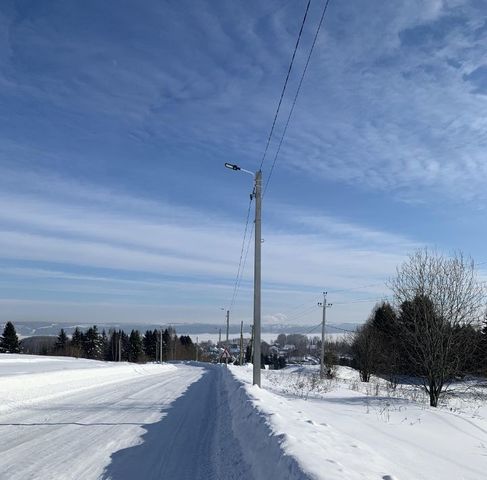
[332,296,392,306]
[326,283,386,294]
[326,324,357,333]
[233,223,254,302]
[264,0,332,195]
[230,0,311,310]
[229,197,254,311]
[284,303,319,323]
[227,0,331,311]
[258,0,312,172]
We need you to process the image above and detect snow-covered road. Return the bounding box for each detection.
[0,357,252,480]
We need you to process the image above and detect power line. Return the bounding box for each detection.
[327,324,357,333]
[229,197,254,310]
[258,0,312,171]
[327,283,386,294]
[277,293,323,318]
[284,303,319,323]
[226,0,328,312]
[233,222,255,305]
[264,0,332,195]
[303,322,323,335]
[332,296,392,306]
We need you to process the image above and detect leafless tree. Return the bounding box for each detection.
[389,249,485,407]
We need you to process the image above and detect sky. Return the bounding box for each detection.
[0,0,486,329]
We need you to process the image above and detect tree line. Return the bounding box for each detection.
[1,322,197,363]
[351,249,486,407]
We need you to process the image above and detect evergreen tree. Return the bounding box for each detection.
[121,331,130,361]
[55,328,68,355]
[245,344,252,363]
[0,321,20,353]
[83,325,102,359]
[101,329,110,361]
[143,330,157,361]
[129,330,143,362]
[162,328,171,361]
[107,329,117,361]
[71,327,84,357]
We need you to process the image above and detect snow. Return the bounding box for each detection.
[2,353,486,479]
[0,355,252,479]
[0,355,194,479]
[227,364,487,480]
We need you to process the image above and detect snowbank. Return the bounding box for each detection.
[222,365,315,480]
[225,365,401,479]
[227,365,487,480]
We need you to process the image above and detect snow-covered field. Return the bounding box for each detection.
[2,354,486,480]
[228,364,487,480]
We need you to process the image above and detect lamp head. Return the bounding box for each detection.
[224,163,241,171]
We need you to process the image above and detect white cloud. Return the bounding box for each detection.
[0,173,415,323]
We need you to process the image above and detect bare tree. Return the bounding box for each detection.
[390,249,485,407]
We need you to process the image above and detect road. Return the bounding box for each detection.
[0,363,253,480]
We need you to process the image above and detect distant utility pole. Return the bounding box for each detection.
[118,331,122,362]
[239,321,244,366]
[226,309,230,344]
[218,328,221,344]
[160,328,163,363]
[318,292,332,379]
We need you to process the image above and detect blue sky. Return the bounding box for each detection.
[0,0,486,328]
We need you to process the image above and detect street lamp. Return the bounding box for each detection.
[224,162,262,387]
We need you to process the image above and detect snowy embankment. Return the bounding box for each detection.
[227,365,487,480]
[223,367,314,480]
[0,355,204,480]
[0,354,176,415]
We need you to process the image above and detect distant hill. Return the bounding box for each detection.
[6,320,359,338]
[20,336,57,355]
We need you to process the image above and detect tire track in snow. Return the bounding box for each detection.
[0,364,203,479]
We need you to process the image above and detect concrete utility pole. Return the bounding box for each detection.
[253,170,262,386]
[250,324,254,364]
[318,292,332,379]
[239,321,244,366]
[226,309,230,344]
[218,328,221,344]
[224,163,262,387]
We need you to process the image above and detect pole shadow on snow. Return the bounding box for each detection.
[102,363,250,480]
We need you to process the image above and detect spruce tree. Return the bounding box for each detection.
[129,330,143,362]
[55,328,68,355]
[71,327,84,358]
[84,325,102,359]
[121,331,130,361]
[0,321,20,353]
[101,329,110,360]
[143,330,157,361]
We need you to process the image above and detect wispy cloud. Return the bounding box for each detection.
[0,0,484,325]
[0,172,412,323]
